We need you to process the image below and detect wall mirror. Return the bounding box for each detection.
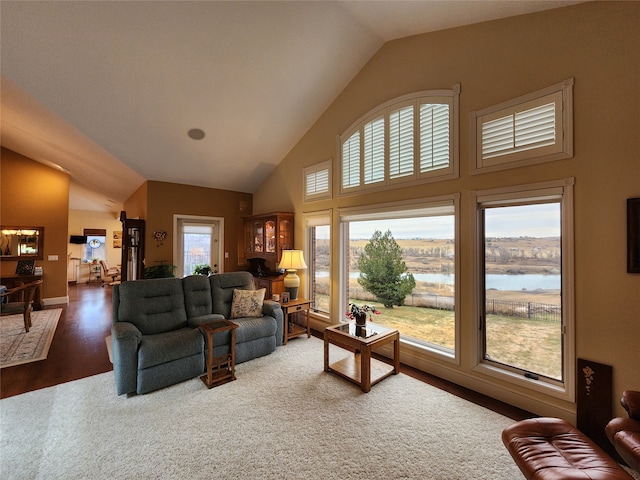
[0,227,45,260]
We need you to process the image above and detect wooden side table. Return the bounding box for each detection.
[199,319,238,389]
[324,322,400,393]
[280,298,311,345]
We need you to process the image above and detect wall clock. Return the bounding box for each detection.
[89,239,102,248]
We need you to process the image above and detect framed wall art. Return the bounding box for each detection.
[628,197,640,273]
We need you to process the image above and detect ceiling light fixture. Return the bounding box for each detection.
[187,128,205,140]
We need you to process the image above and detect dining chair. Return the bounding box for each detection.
[0,279,44,332]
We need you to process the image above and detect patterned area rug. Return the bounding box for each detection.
[0,308,62,368]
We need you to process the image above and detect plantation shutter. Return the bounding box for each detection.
[482,102,556,160]
[305,169,329,196]
[420,103,450,172]
[341,131,360,189]
[363,116,385,185]
[389,105,414,179]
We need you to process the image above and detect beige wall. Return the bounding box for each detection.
[254,2,640,419]
[126,180,252,273]
[123,181,148,221]
[1,148,70,302]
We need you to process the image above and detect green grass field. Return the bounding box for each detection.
[346,299,562,380]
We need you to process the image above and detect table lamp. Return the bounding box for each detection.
[278,250,307,300]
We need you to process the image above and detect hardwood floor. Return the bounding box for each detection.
[0,283,533,420]
[1,283,113,399]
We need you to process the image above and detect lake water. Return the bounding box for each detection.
[318,271,561,291]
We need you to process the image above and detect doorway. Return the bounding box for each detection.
[173,215,224,277]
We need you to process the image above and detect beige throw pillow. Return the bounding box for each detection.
[230,288,266,319]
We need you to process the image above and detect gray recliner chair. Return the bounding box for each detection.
[209,271,284,363]
[111,277,206,395]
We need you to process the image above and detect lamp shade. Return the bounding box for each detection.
[278,250,307,271]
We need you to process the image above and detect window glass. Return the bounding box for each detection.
[481,202,563,381]
[84,235,106,262]
[344,210,455,353]
[181,225,213,277]
[309,224,330,314]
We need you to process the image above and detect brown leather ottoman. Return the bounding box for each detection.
[502,417,633,479]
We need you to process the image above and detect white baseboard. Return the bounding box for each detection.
[43,296,69,306]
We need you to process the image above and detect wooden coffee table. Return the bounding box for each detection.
[199,319,238,389]
[324,322,400,392]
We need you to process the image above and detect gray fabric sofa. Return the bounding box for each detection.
[111,271,283,395]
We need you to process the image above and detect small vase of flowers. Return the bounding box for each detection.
[346,303,380,326]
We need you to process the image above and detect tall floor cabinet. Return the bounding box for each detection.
[120,212,145,281]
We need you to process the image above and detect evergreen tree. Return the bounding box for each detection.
[357,230,415,308]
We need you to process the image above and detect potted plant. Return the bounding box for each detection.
[193,264,212,276]
[143,262,177,279]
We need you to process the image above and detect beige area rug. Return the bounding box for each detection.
[2,336,637,480]
[2,337,522,479]
[0,308,62,368]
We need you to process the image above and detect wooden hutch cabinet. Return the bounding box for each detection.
[240,212,294,297]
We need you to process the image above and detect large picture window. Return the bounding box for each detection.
[339,198,458,358]
[339,86,459,195]
[473,179,575,398]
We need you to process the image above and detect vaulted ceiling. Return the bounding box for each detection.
[1,1,583,211]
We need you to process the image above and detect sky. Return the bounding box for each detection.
[344,203,560,240]
[350,216,454,240]
[484,203,560,237]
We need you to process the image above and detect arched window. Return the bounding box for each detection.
[339,85,459,195]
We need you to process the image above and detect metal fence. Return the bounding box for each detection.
[349,288,560,323]
[484,298,561,322]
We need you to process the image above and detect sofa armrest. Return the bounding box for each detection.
[111,322,142,395]
[263,300,284,346]
[188,314,226,328]
[622,390,640,420]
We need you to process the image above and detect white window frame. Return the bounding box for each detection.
[173,214,224,277]
[470,78,574,174]
[470,178,575,402]
[338,195,460,364]
[339,85,459,196]
[304,210,332,319]
[303,159,332,202]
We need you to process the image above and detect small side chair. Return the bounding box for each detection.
[100,260,121,287]
[0,279,44,332]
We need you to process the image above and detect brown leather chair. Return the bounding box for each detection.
[0,279,43,332]
[502,417,633,479]
[606,390,640,473]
